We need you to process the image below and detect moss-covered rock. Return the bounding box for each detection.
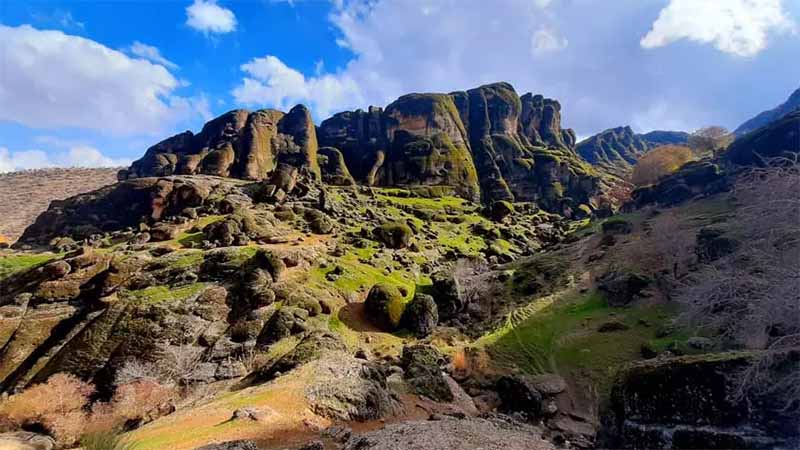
[364,283,407,330]
[400,293,438,337]
[373,222,413,249]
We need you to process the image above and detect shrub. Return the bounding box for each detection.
[0,373,94,446]
[631,145,694,186]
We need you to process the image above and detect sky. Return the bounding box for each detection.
[0,0,798,172]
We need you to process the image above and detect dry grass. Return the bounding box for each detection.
[0,167,119,242]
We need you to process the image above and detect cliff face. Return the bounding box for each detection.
[735,87,800,136]
[319,82,598,214]
[124,82,600,214]
[121,105,320,182]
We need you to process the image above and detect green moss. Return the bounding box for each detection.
[0,252,60,280]
[126,282,208,304]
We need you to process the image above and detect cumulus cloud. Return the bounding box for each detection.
[0,146,130,173]
[232,55,364,118]
[127,41,179,69]
[0,24,207,135]
[641,0,796,57]
[186,0,237,34]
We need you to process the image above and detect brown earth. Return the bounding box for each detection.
[0,168,119,242]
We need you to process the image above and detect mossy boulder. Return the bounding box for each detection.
[430,271,465,321]
[373,222,413,249]
[364,283,407,330]
[597,271,652,307]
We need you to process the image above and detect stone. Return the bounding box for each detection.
[0,432,55,450]
[496,375,543,417]
[529,374,567,396]
[364,283,406,330]
[601,218,633,235]
[430,271,466,321]
[401,345,453,402]
[695,228,737,263]
[400,293,439,337]
[373,222,413,249]
[597,271,651,307]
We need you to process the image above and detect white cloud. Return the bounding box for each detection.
[531,27,568,56]
[0,24,207,135]
[641,0,796,57]
[232,55,364,118]
[231,0,561,118]
[128,41,179,69]
[0,146,130,173]
[186,0,237,34]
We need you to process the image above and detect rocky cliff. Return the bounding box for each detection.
[120,105,320,181]
[319,82,598,214]
[726,110,800,166]
[120,82,598,215]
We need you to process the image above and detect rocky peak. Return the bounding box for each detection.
[519,93,576,150]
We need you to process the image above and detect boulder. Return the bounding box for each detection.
[258,331,347,380]
[306,352,401,421]
[430,271,465,321]
[597,271,651,307]
[373,222,413,249]
[318,147,356,186]
[400,293,439,337]
[695,228,737,263]
[601,218,633,235]
[0,432,55,450]
[364,283,407,330]
[496,375,543,417]
[401,345,453,402]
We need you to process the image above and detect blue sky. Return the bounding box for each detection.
[1,0,798,171]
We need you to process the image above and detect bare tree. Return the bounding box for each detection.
[688,126,734,158]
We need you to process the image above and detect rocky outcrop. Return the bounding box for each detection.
[121,105,320,181]
[605,351,800,449]
[319,82,600,214]
[735,87,800,136]
[628,160,729,209]
[16,176,219,246]
[725,110,800,166]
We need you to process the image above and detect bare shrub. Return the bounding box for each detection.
[160,343,204,385]
[115,358,164,385]
[0,373,94,446]
[109,379,175,424]
[677,156,800,409]
[688,126,734,158]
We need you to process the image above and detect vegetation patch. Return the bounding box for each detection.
[0,252,60,281]
[126,282,208,304]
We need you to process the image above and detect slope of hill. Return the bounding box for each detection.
[0,168,119,242]
[575,126,689,177]
[735,87,800,136]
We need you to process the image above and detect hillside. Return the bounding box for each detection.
[0,85,798,450]
[735,87,800,136]
[0,168,119,242]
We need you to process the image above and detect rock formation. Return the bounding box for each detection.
[120,105,320,182]
[726,110,800,166]
[319,82,598,214]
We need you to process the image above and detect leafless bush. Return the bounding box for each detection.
[160,343,204,385]
[676,156,800,410]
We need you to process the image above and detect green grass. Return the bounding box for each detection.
[483,290,679,396]
[126,282,208,304]
[0,252,60,281]
[375,191,468,211]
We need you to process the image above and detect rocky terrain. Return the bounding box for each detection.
[0,83,798,450]
[0,168,119,242]
[575,127,688,177]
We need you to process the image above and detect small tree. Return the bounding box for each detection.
[688,126,734,158]
[631,145,695,186]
